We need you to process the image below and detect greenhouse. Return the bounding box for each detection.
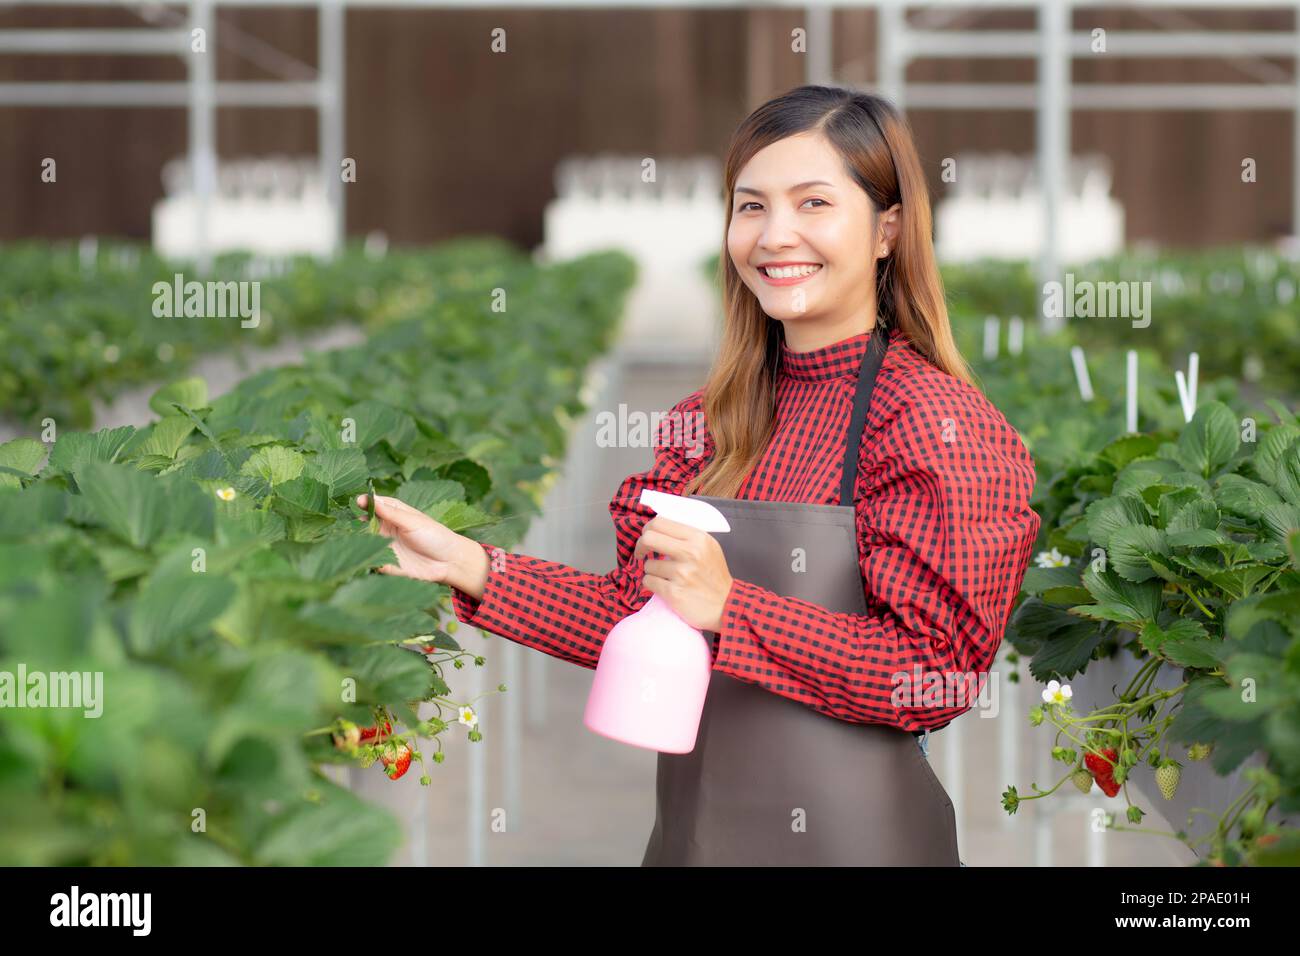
[0,0,1297,909]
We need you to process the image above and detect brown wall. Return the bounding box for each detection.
[1,4,1294,248]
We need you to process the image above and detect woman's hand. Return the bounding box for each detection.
[356,494,490,599]
[634,515,734,632]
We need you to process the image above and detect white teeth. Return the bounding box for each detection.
[762,264,821,278]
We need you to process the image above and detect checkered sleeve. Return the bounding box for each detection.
[449,391,708,669]
[710,388,1041,731]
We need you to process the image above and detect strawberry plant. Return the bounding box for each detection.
[0,236,527,429]
[1001,399,1300,864]
[0,247,635,865]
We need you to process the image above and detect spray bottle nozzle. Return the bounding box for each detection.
[639,489,731,533]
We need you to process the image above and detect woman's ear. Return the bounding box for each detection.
[877,202,902,257]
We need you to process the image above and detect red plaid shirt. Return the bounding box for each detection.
[451,326,1040,732]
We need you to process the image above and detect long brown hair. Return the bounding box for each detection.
[682,84,974,499]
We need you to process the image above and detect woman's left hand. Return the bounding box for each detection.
[634,515,734,632]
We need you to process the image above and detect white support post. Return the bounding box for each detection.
[1037,0,1070,333]
[876,0,904,110]
[319,0,346,256]
[188,0,215,275]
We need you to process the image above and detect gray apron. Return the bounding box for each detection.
[640,324,960,866]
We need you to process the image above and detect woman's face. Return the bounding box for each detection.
[727,130,899,349]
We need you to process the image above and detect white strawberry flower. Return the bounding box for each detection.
[1041,680,1072,706]
[215,486,237,501]
[458,705,478,728]
[1035,547,1071,568]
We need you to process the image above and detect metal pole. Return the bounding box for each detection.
[805,3,834,86]
[319,0,346,256]
[1294,1,1300,238]
[188,0,216,275]
[876,0,904,110]
[1037,0,1069,333]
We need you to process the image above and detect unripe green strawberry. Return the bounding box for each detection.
[1188,742,1213,761]
[1072,769,1094,793]
[1155,761,1181,800]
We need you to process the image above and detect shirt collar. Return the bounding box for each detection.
[779,325,902,384]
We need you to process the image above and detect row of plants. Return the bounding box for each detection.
[702,245,1299,397]
[1000,397,1300,866]
[942,244,1300,396]
[0,236,526,429]
[0,243,636,865]
[948,318,1242,492]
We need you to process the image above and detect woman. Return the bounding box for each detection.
[359,85,1040,866]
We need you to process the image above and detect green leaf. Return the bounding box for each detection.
[1084,494,1152,551]
[1161,638,1223,669]
[1113,458,1183,497]
[1168,498,1219,534]
[328,574,443,618]
[270,475,332,517]
[1027,620,1104,682]
[426,499,496,533]
[304,448,370,498]
[1253,424,1300,486]
[128,416,196,460]
[1269,436,1300,505]
[1260,503,1300,545]
[1213,474,1281,519]
[293,530,395,582]
[1109,525,1169,583]
[47,426,136,475]
[129,569,237,653]
[240,445,305,486]
[341,401,410,450]
[1041,585,1094,605]
[75,460,170,548]
[0,438,48,476]
[149,377,208,418]
[252,784,402,866]
[1082,563,1163,624]
[397,478,465,514]
[1138,616,1208,657]
[1174,401,1240,477]
[1020,565,1079,594]
[1097,433,1162,470]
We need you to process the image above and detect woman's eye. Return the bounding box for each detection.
[736,198,827,212]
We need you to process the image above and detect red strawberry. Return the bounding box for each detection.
[380,743,412,780]
[358,721,392,742]
[1084,747,1121,797]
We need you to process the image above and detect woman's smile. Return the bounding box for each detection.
[757,262,824,286]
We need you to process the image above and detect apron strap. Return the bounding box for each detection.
[837,322,889,507]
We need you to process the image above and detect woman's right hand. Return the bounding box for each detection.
[356,494,490,599]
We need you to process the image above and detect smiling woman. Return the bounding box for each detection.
[370,85,1039,867]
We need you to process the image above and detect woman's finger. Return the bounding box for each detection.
[642,557,678,582]
[634,526,683,561]
[356,494,431,533]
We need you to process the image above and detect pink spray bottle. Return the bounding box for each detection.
[583,489,731,753]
